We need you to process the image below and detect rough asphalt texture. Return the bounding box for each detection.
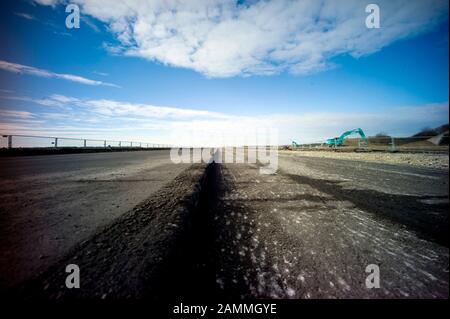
[0,150,189,288]
[209,155,448,299]
[12,164,208,300]
[1,151,448,299]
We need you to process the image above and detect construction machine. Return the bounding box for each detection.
[325,128,368,147]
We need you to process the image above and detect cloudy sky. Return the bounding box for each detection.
[0,0,448,145]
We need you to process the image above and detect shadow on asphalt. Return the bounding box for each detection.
[283,173,449,247]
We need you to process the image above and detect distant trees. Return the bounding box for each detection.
[413,127,438,137]
[413,124,449,137]
[375,132,390,138]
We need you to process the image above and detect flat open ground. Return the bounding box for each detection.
[0,150,448,298]
[282,150,449,169]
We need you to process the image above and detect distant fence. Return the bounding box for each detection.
[0,134,172,149]
[2,133,448,153]
[288,135,449,152]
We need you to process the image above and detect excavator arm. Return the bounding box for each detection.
[325,128,368,146]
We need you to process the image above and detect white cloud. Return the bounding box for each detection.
[32,0,59,7]
[0,109,35,119]
[81,16,101,32]
[93,71,109,76]
[14,12,37,20]
[34,0,448,77]
[0,60,120,88]
[23,94,232,120]
[2,93,448,145]
[0,94,75,107]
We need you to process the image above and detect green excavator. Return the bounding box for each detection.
[325,128,368,147]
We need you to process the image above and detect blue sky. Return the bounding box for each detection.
[0,0,448,145]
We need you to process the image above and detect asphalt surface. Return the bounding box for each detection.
[207,154,448,298]
[0,150,189,288]
[1,150,448,299]
[278,153,449,246]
